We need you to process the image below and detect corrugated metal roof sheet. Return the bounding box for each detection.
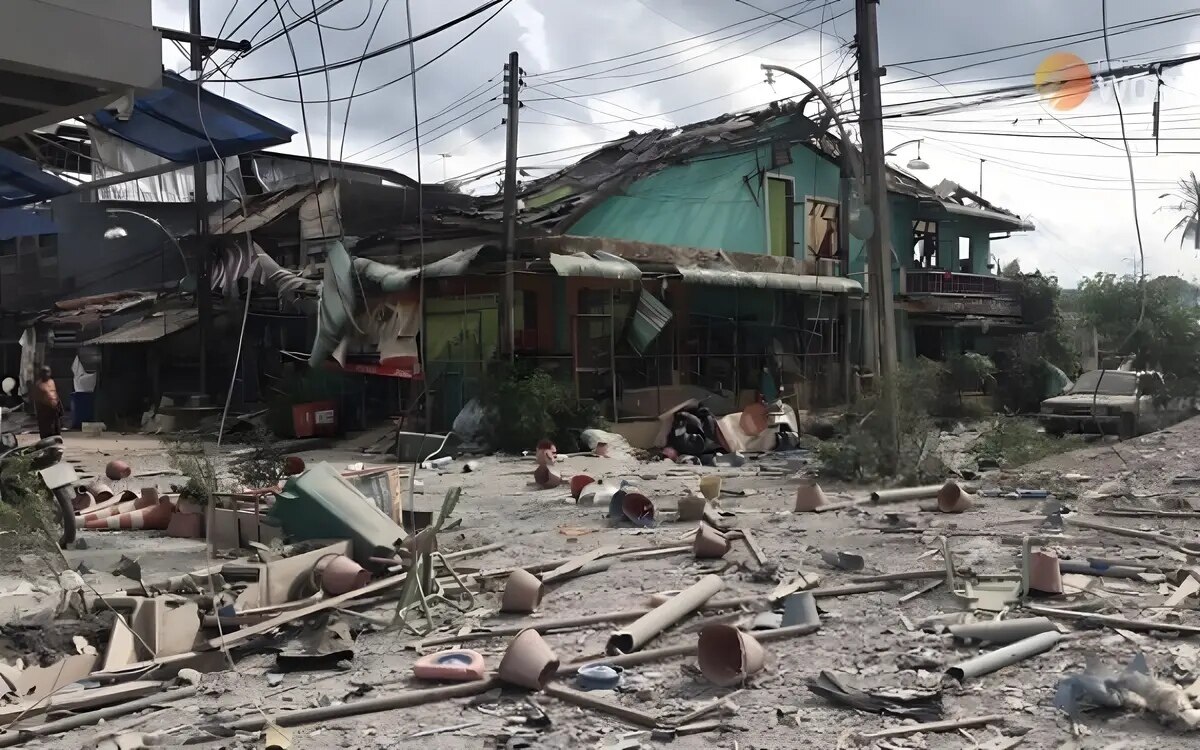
[549,251,642,279]
[86,309,199,345]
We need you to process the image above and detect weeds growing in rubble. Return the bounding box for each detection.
[163,438,220,504]
[0,453,51,532]
[813,359,947,483]
[972,417,1083,468]
[227,427,289,489]
[484,368,605,453]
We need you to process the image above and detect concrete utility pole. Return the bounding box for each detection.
[501,51,521,360]
[855,0,900,454]
[190,0,211,395]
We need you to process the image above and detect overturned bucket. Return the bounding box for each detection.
[794,482,828,513]
[693,524,731,559]
[498,629,560,691]
[315,554,371,596]
[1028,549,1064,595]
[534,465,563,489]
[570,474,596,501]
[697,624,766,686]
[501,568,545,614]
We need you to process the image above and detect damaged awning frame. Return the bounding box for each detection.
[676,267,862,295]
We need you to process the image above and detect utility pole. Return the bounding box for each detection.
[190,0,211,396]
[501,51,521,360]
[855,0,900,458]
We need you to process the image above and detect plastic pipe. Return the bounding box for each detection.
[945,631,1062,681]
[606,574,723,654]
[870,485,944,505]
[948,617,1058,644]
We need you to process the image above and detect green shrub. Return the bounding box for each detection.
[814,359,946,483]
[228,427,289,489]
[972,417,1082,467]
[484,368,604,453]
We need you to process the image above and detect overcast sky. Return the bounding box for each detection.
[151,0,1200,287]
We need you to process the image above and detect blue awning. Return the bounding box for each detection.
[91,71,295,163]
[0,148,73,208]
[0,207,58,240]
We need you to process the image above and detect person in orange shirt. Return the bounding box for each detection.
[32,366,61,439]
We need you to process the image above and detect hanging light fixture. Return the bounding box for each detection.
[906,140,930,170]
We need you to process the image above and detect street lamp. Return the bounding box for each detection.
[884,139,929,170]
[102,208,190,279]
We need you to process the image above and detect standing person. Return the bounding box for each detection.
[32,366,61,439]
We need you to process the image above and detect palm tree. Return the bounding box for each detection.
[1161,172,1200,250]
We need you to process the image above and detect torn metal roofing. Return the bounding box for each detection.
[498,101,1030,234]
[86,308,199,345]
[548,251,642,280]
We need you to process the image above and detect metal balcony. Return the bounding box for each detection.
[902,269,1019,297]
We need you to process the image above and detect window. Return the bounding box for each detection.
[764,174,795,257]
[912,219,938,268]
[805,199,839,260]
[958,236,972,272]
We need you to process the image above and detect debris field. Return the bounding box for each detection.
[5,421,1200,749]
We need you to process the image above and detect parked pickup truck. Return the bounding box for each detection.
[1039,370,1193,440]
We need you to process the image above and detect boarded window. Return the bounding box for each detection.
[765,176,794,257]
[805,199,839,260]
[912,219,938,268]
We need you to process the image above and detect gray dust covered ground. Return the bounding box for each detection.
[6,419,1200,749]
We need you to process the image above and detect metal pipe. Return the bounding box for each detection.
[945,631,1062,681]
[852,569,943,583]
[1069,517,1200,553]
[560,622,820,675]
[0,685,198,747]
[947,617,1058,644]
[870,484,945,504]
[225,677,501,732]
[419,581,897,649]
[1058,560,1147,579]
[1027,604,1200,635]
[543,683,660,729]
[606,575,724,654]
[858,714,1004,741]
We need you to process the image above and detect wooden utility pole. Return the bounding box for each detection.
[501,51,521,359]
[855,0,899,456]
[190,0,211,395]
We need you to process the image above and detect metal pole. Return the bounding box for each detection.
[854,0,899,461]
[979,158,985,194]
[501,51,520,360]
[190,0,210,395]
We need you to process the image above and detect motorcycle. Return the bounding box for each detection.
[0,377,78,546]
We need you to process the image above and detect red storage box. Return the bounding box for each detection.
[292,401,338,438]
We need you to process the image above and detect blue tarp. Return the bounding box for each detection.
[0,207,57,240]
[92,71,294,163]
[0,148,73,208]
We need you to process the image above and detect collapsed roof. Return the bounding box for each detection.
[475,100,1032,234]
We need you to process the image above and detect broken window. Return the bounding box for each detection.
[912,219,939,268]
[805,199,839,261]
[765,175,795,257]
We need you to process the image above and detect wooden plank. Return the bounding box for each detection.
[740,529,767,567]
[208,571,410,650]
[541,545,621,585]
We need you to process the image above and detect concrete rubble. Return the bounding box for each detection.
[5,418,1200,748]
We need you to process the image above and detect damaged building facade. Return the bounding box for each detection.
[0,88,1036,436]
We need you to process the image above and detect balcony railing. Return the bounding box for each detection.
[902,269,1018,297]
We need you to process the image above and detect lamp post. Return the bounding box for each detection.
[884,139,929,171]
[102,208,190,279]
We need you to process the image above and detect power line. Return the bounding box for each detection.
[547,9,852,90]
[526,16,853,103]
[217,0,509,82]
[527,0,835,79]
[344,76,497,160]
